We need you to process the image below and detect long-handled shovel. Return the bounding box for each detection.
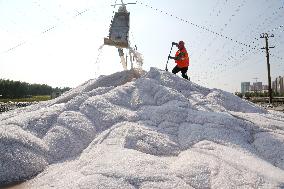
[165,44,174,71]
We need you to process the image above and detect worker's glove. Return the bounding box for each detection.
[172,42,178,46]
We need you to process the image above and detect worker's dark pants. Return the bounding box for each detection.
[172,66,189,80]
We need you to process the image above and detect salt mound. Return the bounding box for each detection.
[0,67,284,188]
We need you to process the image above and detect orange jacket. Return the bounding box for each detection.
[175,48,189,68]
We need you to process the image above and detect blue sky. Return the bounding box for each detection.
[0,0,283,92]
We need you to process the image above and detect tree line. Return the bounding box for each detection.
[0,79,71,98]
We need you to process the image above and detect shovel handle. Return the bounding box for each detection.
[165,44,174,71]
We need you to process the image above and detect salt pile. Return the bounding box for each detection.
[0,67,283,188]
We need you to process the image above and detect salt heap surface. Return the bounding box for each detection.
[0,67,284,188]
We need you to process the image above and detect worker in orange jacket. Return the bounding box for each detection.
[168,41,190,80]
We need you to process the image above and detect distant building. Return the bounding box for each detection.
[241,82,250,94]
[249,85,254,92]
[272,76,284,94]
[263,85,268,90]
[262,85,268,93]
[272,81,277,93]
[252,82,262,92]
[241,81,268,94]
[277,76,284,94]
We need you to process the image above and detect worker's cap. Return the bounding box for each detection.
[178,41,185,47]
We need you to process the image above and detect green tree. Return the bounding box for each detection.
[0,79,68,99]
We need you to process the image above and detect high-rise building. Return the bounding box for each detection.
[241,82,250,94]
[278,76,284,94]
[273,76,284,94]
[272,81,277,93]
[252,82,263,92]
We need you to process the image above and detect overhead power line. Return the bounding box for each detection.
[136,1,257,50]
[136,0,284,79]
[1,7,90,54]
[267,25,284,34]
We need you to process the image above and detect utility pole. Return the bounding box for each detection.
[260,33,274,104]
